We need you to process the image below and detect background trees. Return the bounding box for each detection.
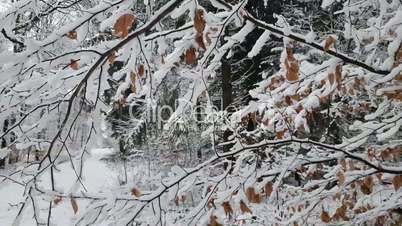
[0,0,401,225]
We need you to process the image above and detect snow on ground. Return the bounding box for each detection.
[0,148,121,226]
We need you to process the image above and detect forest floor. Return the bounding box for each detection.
[0,148,123,225]
[0,147,210,225]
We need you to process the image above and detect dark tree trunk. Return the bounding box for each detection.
[221,56,232,110]
[221,52,233,154]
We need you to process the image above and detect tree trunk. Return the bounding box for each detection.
[221,55,232,111]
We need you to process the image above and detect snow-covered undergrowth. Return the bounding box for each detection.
[0,149,119,226]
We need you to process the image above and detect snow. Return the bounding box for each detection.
[321,0,336,8]
[364,101,389,121]
[248,30,270,58]
[305,30,316,43]
[294,110,309,133]
[375,64,402,84]
[303,95,320,112]
[0,148,119,226]
[210,0,230,9]
[0,1,10,12]
[206,20,255,72]
[377,119,402,141]
[0,147,10,159]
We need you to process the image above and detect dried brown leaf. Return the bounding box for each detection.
[70,196,78,214]
[276,130,286,140]
[246,187,256,202]
[320,210,331,223]
[206,31,212,45]
[67,30,77,40]
[333,204,345,220]
[324,36,336,51]
[130,72,137,93]
[335,64,342,83]
[284,48,299,82]
[361,176,373,195]
[337,171,345,186]
[265,181,273,197]
[207,198,216,209]
[138,64,145,77]
[131,187,141,197]
[53,196,62,205]
[239,200,252,214]
[194,9,205,34]
[376,173,383,182]
[114,14,136,38]
[245,187,262,203]
[195,33,206,50]
[221,201,233,218]
[384,91,402,101]
[393,44,402,68]
[392,175,402,191]
[108,51,117,64]
[208,215,222,226]
[328,73,335,85]
[70,59,79,70]
[185,48,197,65]
[339,159,347,170]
